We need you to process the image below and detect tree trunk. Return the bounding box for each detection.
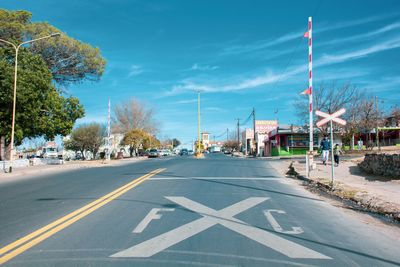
[0,136,4,161]
[351,133,355,150]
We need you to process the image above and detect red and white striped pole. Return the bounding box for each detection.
[308,16,313,153]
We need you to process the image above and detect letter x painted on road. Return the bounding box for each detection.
[111,196,330,259]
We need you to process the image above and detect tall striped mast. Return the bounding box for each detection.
[308,16,313,153]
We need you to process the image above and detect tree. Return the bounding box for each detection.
[0,9,106,160]
[358,98,382,149]
[294,82,363,148]
[172,138,181,148]
[0,49,84,160]
[223,140,240,151]
[121,129,150,157]
[64,123,105,160]
[0,9,106,85]
[112,98,158,134]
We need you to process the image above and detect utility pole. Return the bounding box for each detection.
[236,118,240,151]
[107,98,111,161]
[375,96,380,150]
[252,107,257,156]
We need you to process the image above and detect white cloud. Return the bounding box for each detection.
[191,63,219,71]
[318,37,400,65]
[361,76,400,92]
[172,99,198,104]
[128,64,143,77]
[220,13,399,56]
[321,22,400,46]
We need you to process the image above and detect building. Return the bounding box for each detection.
[264,125,343,156]
[201,132,210,149]
[241,129,254,155]
[240,120,278,156]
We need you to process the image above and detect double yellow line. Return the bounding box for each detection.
[0,168,165,265]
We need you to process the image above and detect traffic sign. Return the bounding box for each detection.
[316,108,346,127]
[315,108,347,186]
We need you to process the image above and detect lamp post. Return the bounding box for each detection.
[0,33,60,172]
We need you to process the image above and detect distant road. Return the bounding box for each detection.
[1,154,399,266]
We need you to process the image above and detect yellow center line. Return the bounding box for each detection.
[0,168,166,265]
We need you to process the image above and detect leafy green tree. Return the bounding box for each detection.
[0,9,106,159]
[0,9,106,85]
[121,129,149,157]
[0,49,84,159]
[143,135,161,150]
[64,123,105,160]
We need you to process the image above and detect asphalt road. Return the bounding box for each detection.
[0,154,399,266]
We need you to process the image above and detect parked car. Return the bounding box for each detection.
[180,148,188,156]
[148,149,160,158]
[188,150,194,155]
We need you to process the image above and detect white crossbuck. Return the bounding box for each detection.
[316,108,347,127]
[111,196,331,259]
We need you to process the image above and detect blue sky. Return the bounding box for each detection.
[2,0,400,146]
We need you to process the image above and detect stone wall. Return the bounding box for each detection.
[359,153,400,178]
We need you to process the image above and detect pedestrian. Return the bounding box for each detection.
[357,139,363,150]
[320,136,330,165]
[333,144,343,167]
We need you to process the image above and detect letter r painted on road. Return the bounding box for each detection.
[132,208,175,234]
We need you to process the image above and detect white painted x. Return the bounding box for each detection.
[111,196,330,259]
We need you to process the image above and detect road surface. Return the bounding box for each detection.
[0,154,399,266]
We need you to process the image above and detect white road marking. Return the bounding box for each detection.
[132,208,175,233]
[111,197,331,259]
[264,209,304,235]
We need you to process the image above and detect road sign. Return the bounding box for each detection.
[111,196,331,260]
[316,108,347,127]
[315,108,347,186]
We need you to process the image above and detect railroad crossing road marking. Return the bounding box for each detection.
[111,197,331,259]
[264,209,304,235]
[132,208,175,233]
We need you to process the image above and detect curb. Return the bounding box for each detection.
[287,162,400,223]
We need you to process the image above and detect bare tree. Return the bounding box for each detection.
[112,98,158,135]
[294,82,364,147]
[357,98,382,149]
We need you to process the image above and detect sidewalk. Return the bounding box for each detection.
[0,157,148,184]
[289,156,400,220]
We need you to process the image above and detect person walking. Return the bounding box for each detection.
[333,144,343,166]
[320,137,330,165]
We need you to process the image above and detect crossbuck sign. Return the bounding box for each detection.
[315,108,347,185]
[315,108,346,127]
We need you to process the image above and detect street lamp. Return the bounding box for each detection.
[0,33,60,173]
